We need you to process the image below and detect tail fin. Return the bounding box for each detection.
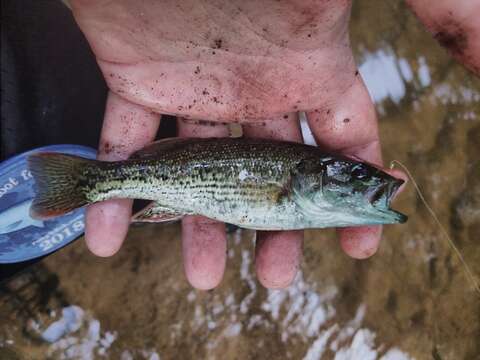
[28,153,96,220]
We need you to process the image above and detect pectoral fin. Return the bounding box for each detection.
[132,202,184,223]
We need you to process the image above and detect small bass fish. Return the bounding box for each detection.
[28,138,407,229]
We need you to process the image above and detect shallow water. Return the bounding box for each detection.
[1,1,479,359]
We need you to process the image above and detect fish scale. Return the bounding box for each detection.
[79,140,304,228]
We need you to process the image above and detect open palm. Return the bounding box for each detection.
[71,0,397,289]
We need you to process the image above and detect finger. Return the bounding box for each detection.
[253,230,304,289]
[307,75,393,259]
[243,114,304,288]
[85,92,160,256]
[406,0,480,76]
[178,117,229,290]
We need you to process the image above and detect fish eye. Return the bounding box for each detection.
[310,183,321,192]
[351,165,369,179]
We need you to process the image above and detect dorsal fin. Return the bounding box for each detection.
[130,138,208,159]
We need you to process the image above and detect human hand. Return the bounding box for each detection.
[406,0,480,76]
[70,0,405,289]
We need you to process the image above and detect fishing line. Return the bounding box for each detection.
[390,160,480,294]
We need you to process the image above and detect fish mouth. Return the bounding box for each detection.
[367,178,408,224]
[368,178,404,205]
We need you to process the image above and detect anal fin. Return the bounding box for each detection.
[132,202,184,223]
